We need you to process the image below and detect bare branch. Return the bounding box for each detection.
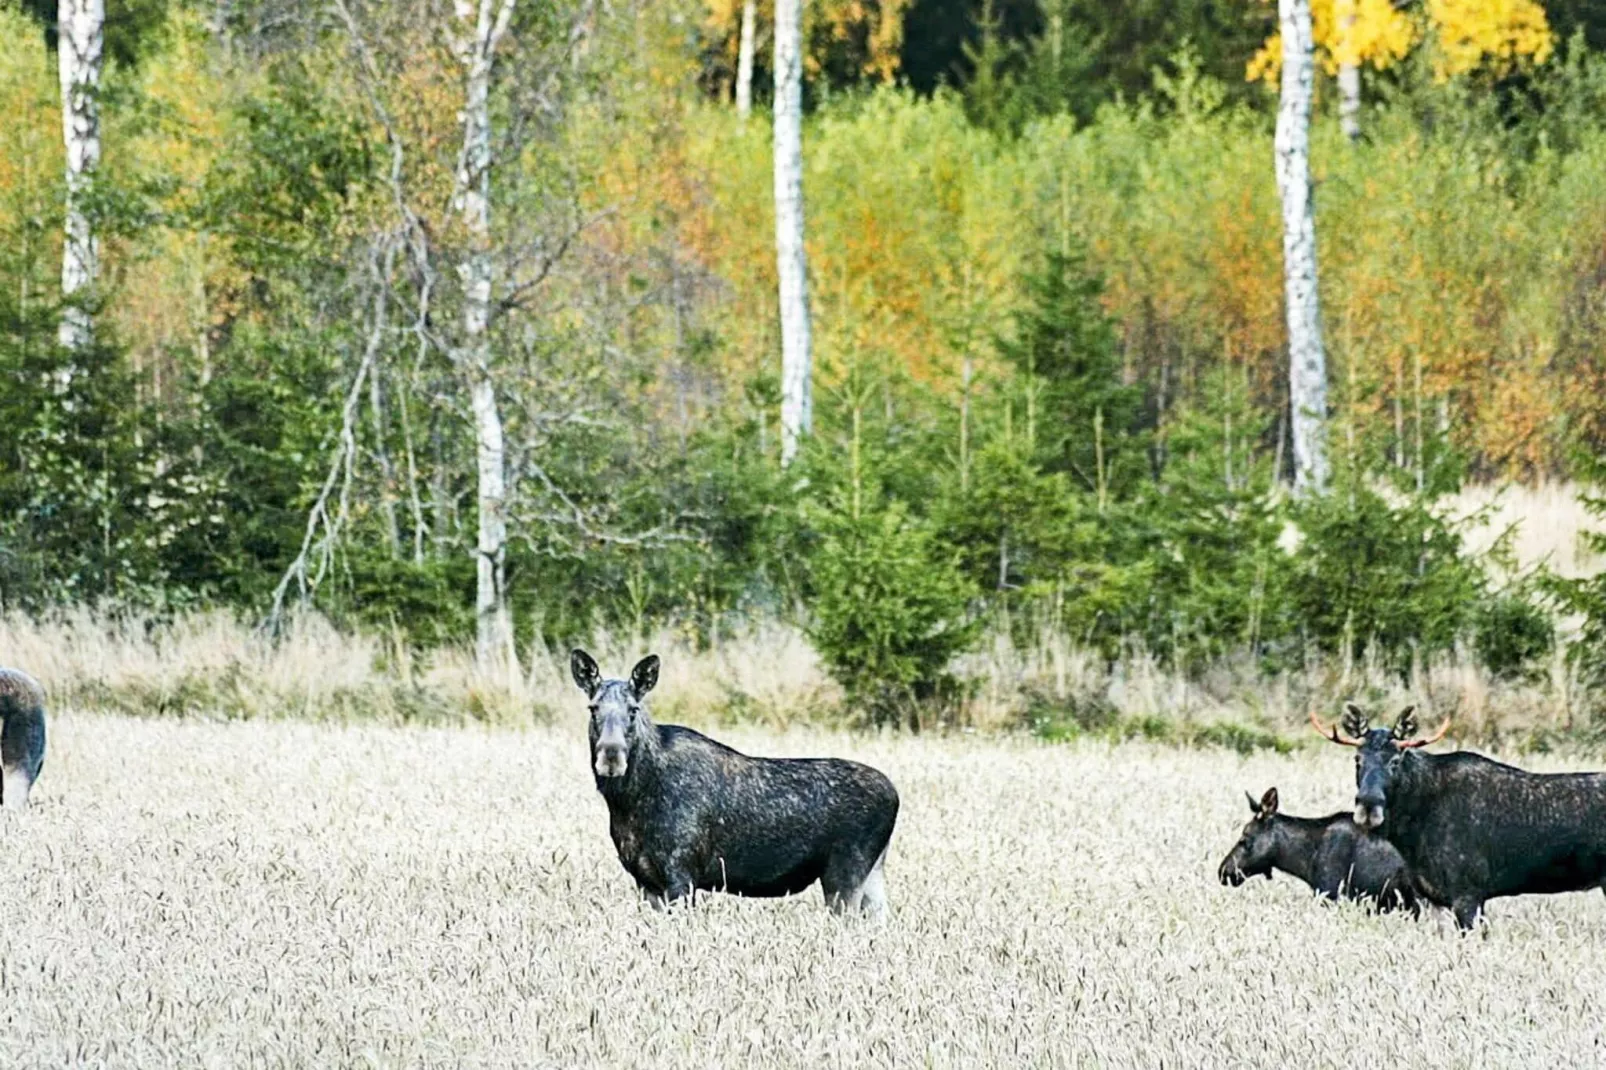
[263,237,397,633]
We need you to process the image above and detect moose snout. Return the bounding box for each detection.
[1354,788,1387,828]
[1218,853,1246,887]
[594,743,628,777]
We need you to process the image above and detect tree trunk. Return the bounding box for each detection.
[58,0,104,361]
[1338,62,1361,142]
[452,0,517,671]
[1336,0,1361,142]
[773,0,812,466]
[368,363,402,556]
[735,0,757,120]
[1275,0,1329,495]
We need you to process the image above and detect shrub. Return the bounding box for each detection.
[1283,476,1488,668]
[804,499,980,728]
[1474,590,1556,680]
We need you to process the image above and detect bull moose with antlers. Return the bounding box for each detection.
[1313,702,1606,929]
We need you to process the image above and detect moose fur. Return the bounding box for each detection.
[1218,787,1416,914]
[572,649,899,914]
[1325,703,1606,929]
[0,667,47,809]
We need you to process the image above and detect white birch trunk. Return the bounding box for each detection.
[1275,0,1329,495]
[735,0,757,120]
[1338,63,1360,142]
[773,0,812,466]
[58,0,105,360]
[1336,0,1361,142]
[452,0,517,672]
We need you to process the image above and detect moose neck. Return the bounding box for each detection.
[1377,750,1436,846]
[1268,815,1329,886]
[596,707,664,808]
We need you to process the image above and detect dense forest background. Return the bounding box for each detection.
[5,0,1606,731]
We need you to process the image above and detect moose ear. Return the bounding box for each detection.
[1342,702,1369,739]
[570,649,602,697]
[1245,790,1261,814]
[630,654,660,697]
[1393,705,1419,740]
[1259,787,1279,817]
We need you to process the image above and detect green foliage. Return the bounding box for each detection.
[803,456,979,726]
[1283,473,1488,669]
[1545,451,1606,708]
[0,2,1584,728]
[997,245,1141,487]
[1473,588,1555,680]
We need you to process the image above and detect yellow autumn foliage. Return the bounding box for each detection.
[1427,0,1554,78]
[1248,0,1551,83]
[702,0,908,84]
[0,10,62,241]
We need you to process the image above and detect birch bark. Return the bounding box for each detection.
[1336,0,1361,142]
[58,0,105,360]
[735,0,757,119]
[452,0,518,671]
[1338,63,1361,142]
[773,0,812,465]
[1275,0,1329,495]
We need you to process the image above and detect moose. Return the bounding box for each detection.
[571,649,900,915]
[1313,702,1606,930]
[0,667,47,810]
[1218,787,1416,914]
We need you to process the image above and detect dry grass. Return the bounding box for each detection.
[2,606,1592,745]
[0,609,840,729]
[1450,481,1602,579]
[3,710,1604,1068]
[958,624,1584,744]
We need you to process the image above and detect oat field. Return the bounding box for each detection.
[2,712,1604,1068]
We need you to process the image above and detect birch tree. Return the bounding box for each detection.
[773,0,811,465]
[1249,0,1552,143]
[57,0,105,360]
[449,0,518,672]
[735,0,757,119]
[1336,0,1360,142]
[1275,0,1329,495]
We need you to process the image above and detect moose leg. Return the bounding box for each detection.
[821,846,885,917]
[855,849,889,919]
[0,763,30,811]
[652,862,696,911]
[0,714,43,811]
[1450,897,1484,932]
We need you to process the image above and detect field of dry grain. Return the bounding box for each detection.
[3,711,1603,1069]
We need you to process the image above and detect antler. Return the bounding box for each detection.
[1309,710,1364,747]
[1398,717,1451,750]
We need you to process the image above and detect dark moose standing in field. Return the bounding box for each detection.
[1218,787,1416,914]
[571,649,900,914]
[1314,702,1606,930]
[0,667,47,809]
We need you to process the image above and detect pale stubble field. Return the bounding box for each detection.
[2,713,1604,1069]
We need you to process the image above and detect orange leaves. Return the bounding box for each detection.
[703,0,908,85]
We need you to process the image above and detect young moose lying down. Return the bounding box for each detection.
[1218,788,1417,915]
[572,649,899,915]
